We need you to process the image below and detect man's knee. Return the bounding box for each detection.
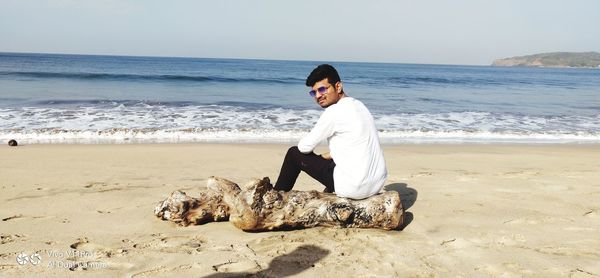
[286,146,301,156]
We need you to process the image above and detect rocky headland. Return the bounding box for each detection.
[492,52,600,68]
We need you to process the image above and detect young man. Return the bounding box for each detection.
[274,64,387,199]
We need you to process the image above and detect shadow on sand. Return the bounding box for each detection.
[204,244,329,278]
[384,183,417,230]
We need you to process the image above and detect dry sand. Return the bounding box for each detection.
[1,143,599,277]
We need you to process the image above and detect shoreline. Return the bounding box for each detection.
[5,141,600,146]
[3,134,599,145]
[1,143,599,276]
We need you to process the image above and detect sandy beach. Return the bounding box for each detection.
[1,143,599,277]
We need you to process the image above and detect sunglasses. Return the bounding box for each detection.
[308,85,332,97]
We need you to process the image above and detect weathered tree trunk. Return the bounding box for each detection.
[154,189,229,226]
[154,177,404,231]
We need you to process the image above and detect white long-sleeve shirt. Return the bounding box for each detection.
[298,97,387,199]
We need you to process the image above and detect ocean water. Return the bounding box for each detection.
[1,52,599,144]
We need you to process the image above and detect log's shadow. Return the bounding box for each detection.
[204,244,329,278]
[384,183,417,230]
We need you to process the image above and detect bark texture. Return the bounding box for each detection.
[154,189,229,226]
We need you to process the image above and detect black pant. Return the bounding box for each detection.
[274,146,335,193]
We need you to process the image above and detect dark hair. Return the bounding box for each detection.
[305,64,341,87]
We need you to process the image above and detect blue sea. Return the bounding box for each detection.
[1,52,599,144]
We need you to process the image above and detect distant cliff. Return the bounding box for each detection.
[492,52,600,68]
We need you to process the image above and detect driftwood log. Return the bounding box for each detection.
[154,188,229,225]
[155,177,403,231]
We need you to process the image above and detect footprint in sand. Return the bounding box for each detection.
[410,171,434,178]
[583,209,599,218]
[131,235,205,254]
[455,170,480,182]
[494,234,527,246]
[500,169,541,178]
[84,181,108,188]
[65,238,134,271]
[70,237,129,259]
[1,234,25,244]
[455,171,479,182]
[211,260,260,273]
[70,238,108,256]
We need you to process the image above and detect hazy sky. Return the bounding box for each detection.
[1,0,599,65]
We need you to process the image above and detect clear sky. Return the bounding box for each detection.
[1,0,599,65]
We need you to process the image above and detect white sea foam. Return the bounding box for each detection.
[0,129,307,144]
[2,128,599,144]
[0,105,321,131]
[1,105,599,144]
[378,130,600,144]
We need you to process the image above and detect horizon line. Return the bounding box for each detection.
[0,50,490,67]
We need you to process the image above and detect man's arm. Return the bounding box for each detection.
[298,110,335,153]
[321,152,332,160]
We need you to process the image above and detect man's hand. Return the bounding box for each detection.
[321,152,332,160]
